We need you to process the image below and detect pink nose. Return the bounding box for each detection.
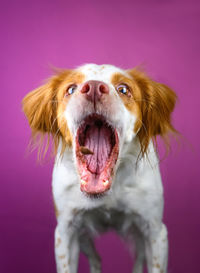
[80,80,109,103]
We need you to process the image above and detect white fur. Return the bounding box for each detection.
[51,64,168,273]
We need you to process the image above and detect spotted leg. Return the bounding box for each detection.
[55,224,80,273]
[145,223,168,273]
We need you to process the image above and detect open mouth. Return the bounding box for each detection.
[75,114,119,196]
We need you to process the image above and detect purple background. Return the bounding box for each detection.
[1,0,200,272]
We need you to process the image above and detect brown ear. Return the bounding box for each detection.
[22,70,71,157]
[22,80,57,134]
[128,69,177,155]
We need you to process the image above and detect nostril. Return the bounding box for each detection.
[81,83,90,93]
[81,81,109,103]
[99,84,109,94]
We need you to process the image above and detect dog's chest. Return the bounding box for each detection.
[74,207,143,237]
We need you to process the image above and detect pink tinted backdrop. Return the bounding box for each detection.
[1,0,200,272]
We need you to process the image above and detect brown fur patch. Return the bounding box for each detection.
[22,70,84,158]
[59,255,65,259]
[56,71,85,153]
[111,72,143,134]
[53,200,60,218]
[128,68,177,156]
[154,263,160,268]
[55,237,61,248]
[112,69,177,157]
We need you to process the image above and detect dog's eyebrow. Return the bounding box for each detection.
[111,72,132,85]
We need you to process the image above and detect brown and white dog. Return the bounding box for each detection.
[22,64,177,273]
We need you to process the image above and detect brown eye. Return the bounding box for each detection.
[116,84,131,96]
[66,85,77,96]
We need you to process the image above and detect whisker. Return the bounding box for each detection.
[52,115,66,141]
[49,111,66,132]
[133,99,151,103]
[49,99,67,104]
[135,117,148,137]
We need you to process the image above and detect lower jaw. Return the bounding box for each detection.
[76,131,119,196]
[80,170,112,195]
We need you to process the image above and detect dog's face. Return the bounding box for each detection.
[23,64,177,196]
[63,64,141,195]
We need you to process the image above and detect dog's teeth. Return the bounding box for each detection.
[81,180,87,185]
[103,180,109,186]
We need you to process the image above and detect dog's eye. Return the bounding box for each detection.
[66,85,77,96]
[116,84,129,95]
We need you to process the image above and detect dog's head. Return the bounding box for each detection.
[22,64,177,196]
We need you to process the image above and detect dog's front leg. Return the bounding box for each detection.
[145,223,168,273]
[55,223,79,273]
[79,234,101,273]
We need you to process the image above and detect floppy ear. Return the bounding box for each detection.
[128,69,177,155]
[22,80,57,134]
[22,70,71,156]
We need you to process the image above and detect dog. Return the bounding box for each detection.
[22,64,177,273]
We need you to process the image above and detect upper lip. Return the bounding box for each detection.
[77,113,114,131]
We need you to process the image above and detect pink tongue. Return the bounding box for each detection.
[84,125,112,174]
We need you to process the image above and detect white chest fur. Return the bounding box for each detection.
[52,140,163,238]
